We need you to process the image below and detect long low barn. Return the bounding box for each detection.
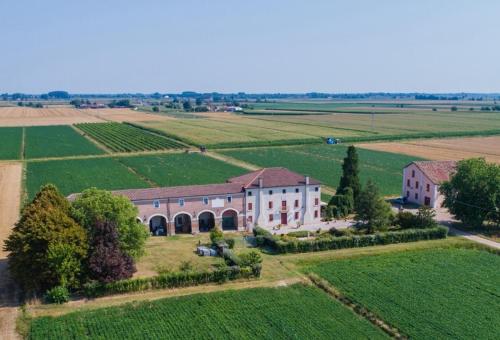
[70,167,322,236]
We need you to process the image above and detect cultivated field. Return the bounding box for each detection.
[26,153,247,199]
[0,127,22,160]
[28,284,387,339]
[308,247,500,339]
[357,136,500,164]
[26,158,150,200]
[81,108,171,123]
[76,123,185,152]
[0,106,104,126]
[118,153,247,187]
[25,126,105,159]
[220,145,421,195]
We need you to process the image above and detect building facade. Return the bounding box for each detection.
[105,167,322,235]
[402,160,456,208]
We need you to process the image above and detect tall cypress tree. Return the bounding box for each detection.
[337,145,361,201]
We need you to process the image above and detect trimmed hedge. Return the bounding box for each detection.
[83,265,258,298]
[253,226,448,254]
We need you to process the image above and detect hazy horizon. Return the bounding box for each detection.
[2,0,500,93]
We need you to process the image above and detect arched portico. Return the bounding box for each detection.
[197,210,216,232]
[172,212,192,234]
[221,209,238,231]
[148,214,168,236]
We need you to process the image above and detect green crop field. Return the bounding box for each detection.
[119,153,248,187]
[75,122,185,152]
[24,126,104,159]
[26,158,149,200]
[220,145,421,196]
[28,284,387,340]
[0,127,22,160]
[307,248,500,339]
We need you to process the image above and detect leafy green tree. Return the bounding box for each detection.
[195,98,202,106]
[328,187,354,218]
[414,206,438,229]
[152,106,159,112]
[4,184,87,292]
[440,158,500,228]
[71,188,148,259]
[337,146,361,202]
[355,180,392,233]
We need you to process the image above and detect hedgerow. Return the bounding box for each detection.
[253,226,448,254]
[83,265,260,298]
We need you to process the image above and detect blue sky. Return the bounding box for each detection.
[1,0,499,93]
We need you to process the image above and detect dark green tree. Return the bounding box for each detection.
[355,180,392,233]
[4,184,87,292]
[440,158,499,228]
[337,146,361,201]
[182,100,192,111]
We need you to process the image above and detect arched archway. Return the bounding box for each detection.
[173,213,192,234]
[221,209,238,231]
[136,217,143,224]
[149,215,167,236]
[198,211,215,232]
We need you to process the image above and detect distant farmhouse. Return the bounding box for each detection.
[70,168,322,236]
[402,160,457,208]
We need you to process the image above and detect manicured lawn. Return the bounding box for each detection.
[25,126,104,159]
[119,153,248,187]
[220,144,422,196]
[26,158,149,199]
[28,284,387,340]
[307,248,500,339]
[0,127,22,160]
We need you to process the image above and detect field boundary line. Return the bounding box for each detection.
[71,124,112,154]
[205,152,260,171]
[20,127,25,160]
[21,149,185,163]
[114,158,159,188]
[307,273,407,340]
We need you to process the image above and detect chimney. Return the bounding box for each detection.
[305,176,310,185]
[258,177,263,188]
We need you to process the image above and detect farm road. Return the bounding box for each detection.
[0,162,22,339]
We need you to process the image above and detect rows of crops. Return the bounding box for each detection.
[29,284,387,339]
[25,125,104,159]
[220,144,422,196]
[0,127,22,160]
[26,158,150,200]
[307,248,500,339]
[26,153,247,199]
[76,122,185,152]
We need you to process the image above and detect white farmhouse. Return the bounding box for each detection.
[402,160,456,208]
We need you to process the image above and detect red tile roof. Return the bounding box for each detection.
[228,167,320,188]
[68,167,320,201]
[410,160,457,184]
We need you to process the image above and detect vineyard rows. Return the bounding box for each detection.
[76,122,185,152]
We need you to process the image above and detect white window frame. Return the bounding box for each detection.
[202,197,209,205]
[179,198,185,207]
[227,195,232,203]
[153,200,160,208]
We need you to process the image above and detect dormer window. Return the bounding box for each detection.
[153,200,160,208]
[179,198,185,207]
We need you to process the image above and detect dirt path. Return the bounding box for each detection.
[0,162,22,340]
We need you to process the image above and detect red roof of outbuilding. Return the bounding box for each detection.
[408,160,457,184]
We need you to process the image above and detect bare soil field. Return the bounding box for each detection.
[82,108,171,122]
[0,107,104,126]
[0,162,22,340]
[357,136,500,163]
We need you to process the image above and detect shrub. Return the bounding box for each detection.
[259,227,448,254]
[224,237,235,249]
[239,251,263,267]
[396,211,416,229]
[222,248,241,266]
[287,230,310,238]
[210,227,224,245]
[45,286,70,304]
